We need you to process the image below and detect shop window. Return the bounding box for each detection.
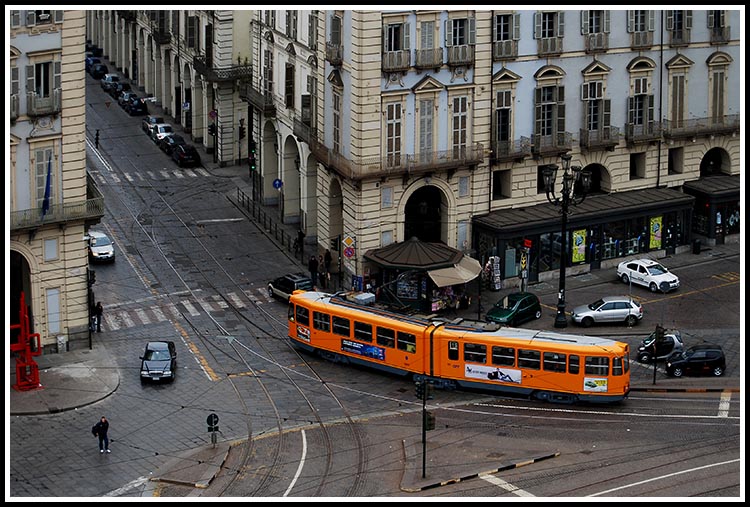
[491,346,515,366]
[332,316,350,337]
[464,343,487,364]
[295,305,309,326]
[518,349,540,370]
[543,351,566,372]
[313,311,330,332]
[585,356,609,376]
[397,331,416,353]
[629,152,646,179]
[354,321,372,342]
[376,326,395,348]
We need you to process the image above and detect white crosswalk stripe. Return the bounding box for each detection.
[181,300,201,316]
[227,292,245,309]
[183,169,199,178]
[134,308,151,325]
[199,299,220,313]
[194,167,210,177]
[172,170,185,179]
[211,295,229,309]
[147,170,157,179]
[151,307,168,322]
[160,170,170,179]
[123,173,134,182]
[165,303,183,320]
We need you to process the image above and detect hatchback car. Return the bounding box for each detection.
[268,273,314,302]
[150,123,174,143]
[126,97,148,116]
[172,144,201,167]
[89,63,109,80]
[616,258,680,292]
[100,74,120,92]
[142,115,165,134]
[159,134,186,155]
[86,231,115,263]
[118,91,138,108]
[571,296,643,327]
[636,329,684,363]
[485,292,542,327]
[139,341,177,383]
[666,344,725,377]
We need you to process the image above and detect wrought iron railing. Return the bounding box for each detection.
[579,126,620,150]
[193,54,252,82]
[490,137,532,162]
[26,89,61,116]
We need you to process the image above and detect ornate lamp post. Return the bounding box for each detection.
[542,154,591,328]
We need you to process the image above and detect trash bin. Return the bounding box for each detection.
[692,239,701,255]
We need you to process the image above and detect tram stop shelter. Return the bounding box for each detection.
[363,237,482,313]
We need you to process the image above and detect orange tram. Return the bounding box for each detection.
[288,291,630,404]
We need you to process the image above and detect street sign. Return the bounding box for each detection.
[182,101,191,111]
[344,246,355,259]
[209,109,217,120]
[520,251,528,270]
[273,178,283,190]
[206,413,219,427]
[343,235,355,248]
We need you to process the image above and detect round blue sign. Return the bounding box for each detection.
[273,178,283,189]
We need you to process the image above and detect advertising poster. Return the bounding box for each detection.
[650,216,662,249]
[465,364,522,384]
[572,229,587,263]
[583,377,608,392]
[341,339,385,361]
[296,326,310,343]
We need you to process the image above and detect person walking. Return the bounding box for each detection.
[94,302,103,332]
[324,248,333,290]
[308,255,318,288]
[92,416,110,453]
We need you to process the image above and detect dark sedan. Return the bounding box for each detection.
[172,144,201,167]
[159,134,187,156]
[139,341,177,383]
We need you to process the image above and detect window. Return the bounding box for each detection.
[386,102,402,167]
[295,305,309,326]
[536,86,555,137]
[543,352,567,372]
[43,238,58,262]
[332,90,341,153]
[447,17,475,46]
[457,221,468,251]
[264,10,276,28]
[464,343,487,364]
[397,331,416,353]
[581,81,605,132]
[535,11,564,54]
[534,84,565,147]
[458,176,469,198]
[628,10,654,47]
[448,341,459,361]
[308,11,317,49]
[46,288,61,334]
[452,95,468,158]
[32,62,53,97]
[612,356,624,376]
[35,148,54,210]
[670,73,686,127]
[518,349,541,369]
[569,354,580,374]
[330,14,342,45]
[495,14,512,41]
[354,321,372,342]
[35,10,53,24]
[492,170,510,200]
[286,10,298,40]
[668,146,684,175]
[629,152,646,180]
[667,10,692,45]
[491,346,515,366]
[263,49,274,96]
[420,21,434,49]
[381,186,393,208]
[711,69,726,123]
[376,327,395,348]
[418,98,433,161]
[631,10,648,32]
[541,12,556,38]
[285,63,295,108]
[186,15,197,48]
[585,356,609,376]
[332,316,350,337]
[313,311,330,332]
[381,230,393,246]
[384,22,409,52]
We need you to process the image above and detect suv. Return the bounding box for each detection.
[268,273,314,302]
[666,344,725,377]
[85,231,115,263]
[636,329,684,363]
[570,296,643,327]
[486,292,542,327]
[616,258,680,293]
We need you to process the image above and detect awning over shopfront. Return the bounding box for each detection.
[427,255,482,287]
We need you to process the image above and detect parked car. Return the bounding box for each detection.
[100,73,120,92]
[570,296,643,327]
[89,63,109,80]
[171,144,201,167]
[109,82,132,99]
[85,55,101,73]
[665,344,725,377]
[158,134,186,155]
[139,341,177,383]
[616,258,680,293]
[636,329,684,363]
[485,292,542,327]
[126,98,148,116]
[85,231,115,263]
[268,273,314,302]
[142,115,165,134]
[118,91,138,108]
[150,123,174,143]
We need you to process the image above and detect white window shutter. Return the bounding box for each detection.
[513,13,520,40]
[444,19,453,46]
[54,10,63,23]
[403,22,410,50]
[558,11,564,37]
[685,10,692,29]
[468,17,476,44]
[27,11,36,26]
[534,12,541,39]
[580,11,589,35]
[627,10,633,33]
[604,11,610,33]
[647,11,655,31]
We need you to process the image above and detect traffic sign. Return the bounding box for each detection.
[344,246,355,259]
[520,251,527,270]
[273,178,283,190]
[206,413,219,427]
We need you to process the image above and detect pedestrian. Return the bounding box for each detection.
[297,229,305,262]
[92,415,110,453]
[308,255,318,287]
[318,254,326,288]
[95,302,103,332]
[324,248,332,273]
[90,302,97,331]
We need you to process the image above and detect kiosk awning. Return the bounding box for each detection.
[428,255,482,287]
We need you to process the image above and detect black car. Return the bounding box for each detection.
[139,341,177,383]
[159,134,186,155]
[172,144,201,167]
[268,273,314,302]
[85,55,101,73]
[665,344,726,377]
[90,63,109,80]
[110,82,131,99]
[126,97,148,116]
[636,329,684,363]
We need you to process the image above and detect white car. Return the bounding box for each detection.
[616,258,679,292]
[150,123,174,143]
[86,231,115,263]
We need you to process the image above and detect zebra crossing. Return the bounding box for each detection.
[102,287,276,332]
[95,166,211,185]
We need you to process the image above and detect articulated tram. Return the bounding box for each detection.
[288,291,630,404]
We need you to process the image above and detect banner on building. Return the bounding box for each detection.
[572,229,587,263]
[650,216,663,249]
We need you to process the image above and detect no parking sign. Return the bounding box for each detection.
[344,247,355,258]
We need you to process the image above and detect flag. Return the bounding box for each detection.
[41,156,52,217]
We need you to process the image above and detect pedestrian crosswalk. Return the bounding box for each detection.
[102,287,276,332]
[94,166,211,185]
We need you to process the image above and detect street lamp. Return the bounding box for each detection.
[542,153,591,328]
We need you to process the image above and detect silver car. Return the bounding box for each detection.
[571,296,643,327]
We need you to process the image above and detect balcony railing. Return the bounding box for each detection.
[631,31,653,48]
[669,28,690,46]
[26,89,61,116]
[293,115,314,144]
[239,82,276,116]
[447,45,474,67]
[382,50,411,72]
[663,114,740,140]
[325,42,343,66]
[492,40,518,61]
[538,37,562,56]
[415,48,443,69]
[585,32,609,53]
[710,26,730,44]
[531,132,572,157]
[11,175,105,232]
[193,54,252,82]
[490,137,532,163]
[580,126,620,151]
[625,121,661,144]
[11,94,19,121]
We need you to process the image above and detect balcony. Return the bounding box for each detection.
[631,31,653,49]
[625,122,661,145]
[490,137,532,163]
[492,40,518,61]
[447,45,474,67]
[382,50,411,72]
[193,54,253,82]
[669,28,690,47]
[538,37,562,56]
[663,114,740,141]
[580,126,619,151]
[11,94,18,121]
[151,22,171,46]
[415,48,443,69]
[710,26,730,44]
[239,82,276,116]
[325,42,343,66]
[585,32,609,53]
[11,175,105,232]
[293,115,314,144]
[531,132,572,158]
[26,89,61,117]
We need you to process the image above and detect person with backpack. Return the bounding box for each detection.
[92,416,110,453]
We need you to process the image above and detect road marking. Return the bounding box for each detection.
[135,308,150,325]
[147,170,156,179]
[172,170,184,178]
[479,473,534,496]
[123,172,134,182]
[199,299,218,313]
[105,476,151,496]
[712,271,740,282]
[181,300,201,316]
[183,169,198,177]
[160,170,170,179]
[103,314,119,331]
[195,167,210,177]
[718,391,731,417]
[212,295,229,309]
[151,306,167,322]
[227,292,245,309]
[284,429,307,497]
[165,303,183,320]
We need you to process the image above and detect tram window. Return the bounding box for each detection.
[397,331,416,353]
[464,343,487,364]
[313,311,331,332]
[491,346,515,366]
[543,352,567,372]
[354,321,373,342]
[332,316,350,337]
[376,327,395,348]
[295,305,309,326]
[288,304,295,321]
[569,355,580,374]
[448,341,459,361]
[612,356,623,376]
[585,356,609,376]
[518,349,541,370]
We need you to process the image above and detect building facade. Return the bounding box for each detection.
[10,9,104,352]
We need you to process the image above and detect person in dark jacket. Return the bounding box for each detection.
[95,302,103,332]
[308,255,318,287]
[93,416,110,453]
